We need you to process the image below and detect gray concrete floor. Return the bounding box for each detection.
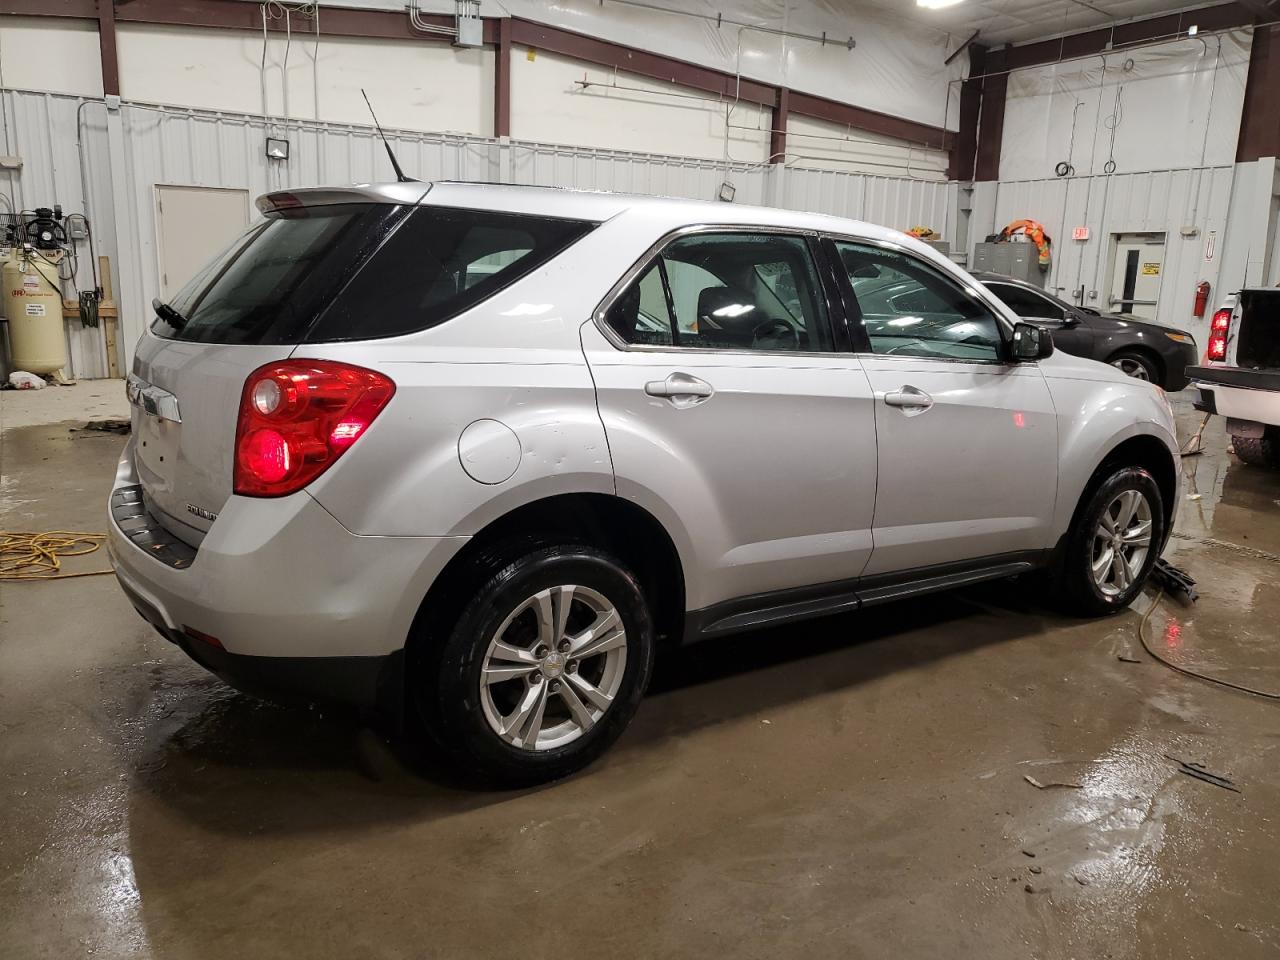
[2,384,1279,960]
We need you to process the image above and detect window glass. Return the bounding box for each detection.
[155,203,407,344]
[833,241,1003,361]
[605,262,676,346]
[310,207,595,342]
[607,233,830,351]
[987,282,1065,321]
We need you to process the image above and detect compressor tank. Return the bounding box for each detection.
[3,250,66,376]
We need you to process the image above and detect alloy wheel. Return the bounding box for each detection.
[1110,357,1150,381]
[479,585,628,751]
[1090,489,1153,596]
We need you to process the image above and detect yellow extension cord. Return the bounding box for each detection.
[0,531,113,581]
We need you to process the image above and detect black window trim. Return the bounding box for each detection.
[985,280,1066,322]
[818,232,1018,366]
[593,223,847,358]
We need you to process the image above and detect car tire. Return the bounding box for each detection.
[1108,350,1159,384]
[1231,428,1280,469]
[417,544,654,788]
[1057,466,1164,617]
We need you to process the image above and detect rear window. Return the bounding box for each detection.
[153,203,595,345]
[155,203,406,345]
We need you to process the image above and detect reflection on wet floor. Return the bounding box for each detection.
[2,395,1279,959]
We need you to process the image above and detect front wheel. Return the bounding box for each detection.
[1057,466,1164,616]
[418,544,654,787]
[1108,350,1158,383]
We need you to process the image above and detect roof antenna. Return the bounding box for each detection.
[361,88,412,183]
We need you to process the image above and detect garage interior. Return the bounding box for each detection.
[2,0,1280,956]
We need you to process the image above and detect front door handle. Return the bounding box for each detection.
[884,385,933,414]
[645,372,714,408]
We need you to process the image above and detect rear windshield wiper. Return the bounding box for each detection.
[152,298,189,330]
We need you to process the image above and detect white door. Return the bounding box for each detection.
[828,239,1059,576]
[1108,233,1165,320]
[156,186,250,298]
[582,230,879,613]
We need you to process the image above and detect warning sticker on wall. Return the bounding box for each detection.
[1141,263,1161,276]
[25,303,46,317]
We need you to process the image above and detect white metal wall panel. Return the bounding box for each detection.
[779,168,958,239]
[982,166,1237,343]
[0,90,119,380]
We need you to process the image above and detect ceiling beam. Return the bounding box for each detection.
[1000,2,1258,71]
[788,90,954,151]
[507,18,776,106]
[98,0,120,98]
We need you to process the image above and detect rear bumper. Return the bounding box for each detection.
[107,440,468,710]
[1189,367,1280,427]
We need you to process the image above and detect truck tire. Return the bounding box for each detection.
[1232,427,1280,469]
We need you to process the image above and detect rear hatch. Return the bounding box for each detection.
[129,187,598,547]
[1235,288,1280,371]
[129,198,410,545]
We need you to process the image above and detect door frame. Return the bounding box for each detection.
[1102,230,1167,316]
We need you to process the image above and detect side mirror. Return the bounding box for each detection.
[1059,313,1080,327]
[1011,321,1054,361]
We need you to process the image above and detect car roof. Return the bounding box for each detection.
[970,271,1042,288]
[261,180,915,248]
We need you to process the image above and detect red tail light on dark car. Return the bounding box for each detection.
[1206,308,1231,362]
[234,360,395,497]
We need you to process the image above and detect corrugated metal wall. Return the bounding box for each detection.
[975,166,1237,342]
[2,88,961,378]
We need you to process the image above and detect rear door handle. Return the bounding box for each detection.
[645,372,714,408]
[884,385,933,414]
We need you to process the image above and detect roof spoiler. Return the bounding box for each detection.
[255,183,434,215]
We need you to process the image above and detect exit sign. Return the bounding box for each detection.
[1072,226,1090,241]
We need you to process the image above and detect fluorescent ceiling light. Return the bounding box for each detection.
[917,0,964,8]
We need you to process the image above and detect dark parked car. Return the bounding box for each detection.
[974,272,1198,390]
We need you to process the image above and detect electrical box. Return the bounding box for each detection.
[454,16,483,47]
[971,241,1046,287]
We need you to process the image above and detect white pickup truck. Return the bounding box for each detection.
[1190,288,1280,468]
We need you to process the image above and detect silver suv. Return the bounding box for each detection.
[109,182,1180,785]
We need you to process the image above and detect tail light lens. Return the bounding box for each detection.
[234,360,395,497]
[1206,308,1231,362]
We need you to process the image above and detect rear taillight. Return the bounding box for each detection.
[234,360,395,497]
[1206,308,1231,362]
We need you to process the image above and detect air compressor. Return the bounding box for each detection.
[2,205,98,380]
[3,245,66,376]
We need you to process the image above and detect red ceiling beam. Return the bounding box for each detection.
[770,87,790,164]
[508,17,776,107]
[1000,2,1256,71]
[973,47,1008,181]
[949,44,986,181]
[97,0,119,97]
[788,90,954,152]
[105,0,499,44]
[0,0,94,15]
[1238,23,1280,162]
[494,17,512,138]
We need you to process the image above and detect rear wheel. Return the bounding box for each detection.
[417,544,654,787]
[1231,427,1280,469]
[1056,466,1164,616]
[1108,350,1158,383]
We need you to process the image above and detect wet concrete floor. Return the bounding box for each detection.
[2,387,1279,959]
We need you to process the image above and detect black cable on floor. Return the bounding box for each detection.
[1138,590,1280,701]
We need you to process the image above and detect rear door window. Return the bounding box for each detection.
[308,207,595,342]
[604,232,833,352]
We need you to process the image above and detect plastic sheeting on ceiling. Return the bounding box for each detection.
[260,0,967,132]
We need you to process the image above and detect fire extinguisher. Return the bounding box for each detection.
[1193,280,1211,319]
